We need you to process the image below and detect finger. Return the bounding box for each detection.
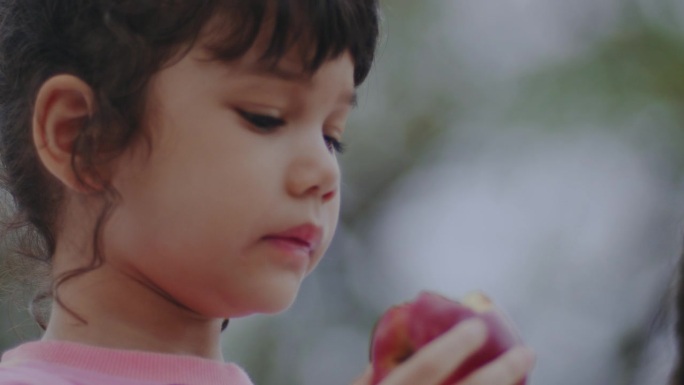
[351,365,373,385]
[458,346,535,385]
[382,319,488,385]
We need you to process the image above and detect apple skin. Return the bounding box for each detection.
[369,291,525,385]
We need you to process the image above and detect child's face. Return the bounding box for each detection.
[102,39,355,318]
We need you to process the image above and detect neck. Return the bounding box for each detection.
[42,262,225,361]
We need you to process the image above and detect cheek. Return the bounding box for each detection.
[324,194,342,247]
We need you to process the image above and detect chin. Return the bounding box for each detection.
[228,281,302,316]
[260,288,300,314]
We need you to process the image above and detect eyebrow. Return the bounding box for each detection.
[244,65,359,108]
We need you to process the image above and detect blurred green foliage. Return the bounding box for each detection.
[515,2,684,172]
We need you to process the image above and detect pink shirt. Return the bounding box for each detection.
[0,340,254,385]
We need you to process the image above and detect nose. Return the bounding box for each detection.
[286,135,340,203]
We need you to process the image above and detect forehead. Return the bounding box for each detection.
[192,22,356,89]
[151,37,358,111]
[233,50,359,106]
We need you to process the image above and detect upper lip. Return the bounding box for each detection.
[263,223,323,251]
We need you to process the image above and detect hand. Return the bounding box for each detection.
[351,319,535,385]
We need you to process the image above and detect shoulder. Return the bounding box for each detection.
[0,361,76,385]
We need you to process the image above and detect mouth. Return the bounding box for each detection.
[262,223,323,257]
[263,236,312,248]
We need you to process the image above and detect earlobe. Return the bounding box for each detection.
[32,74,98,193]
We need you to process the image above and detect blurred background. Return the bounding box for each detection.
[2,0,684,384]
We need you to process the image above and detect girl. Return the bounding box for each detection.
[0,1,535,384]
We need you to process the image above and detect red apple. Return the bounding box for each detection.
[369,291,525,385]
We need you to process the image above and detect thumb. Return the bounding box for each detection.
[351,365,373,385]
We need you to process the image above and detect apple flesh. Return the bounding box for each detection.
[369,291,525,385]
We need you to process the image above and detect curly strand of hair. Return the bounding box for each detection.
[52,187,119,328]
[28,289,51,330]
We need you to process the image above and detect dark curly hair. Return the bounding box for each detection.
[0,0,380,328]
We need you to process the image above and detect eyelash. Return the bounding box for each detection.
[237,109,346,154]
[237,109,285,130]
[325,136,346,154]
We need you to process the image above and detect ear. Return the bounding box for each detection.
[32,74,99,193]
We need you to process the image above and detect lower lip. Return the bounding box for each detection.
[263,237,312,265]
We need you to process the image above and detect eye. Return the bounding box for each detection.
[324,135,346,154]
[237,109,286,131]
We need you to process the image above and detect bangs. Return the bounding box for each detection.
[204,0,379,86]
